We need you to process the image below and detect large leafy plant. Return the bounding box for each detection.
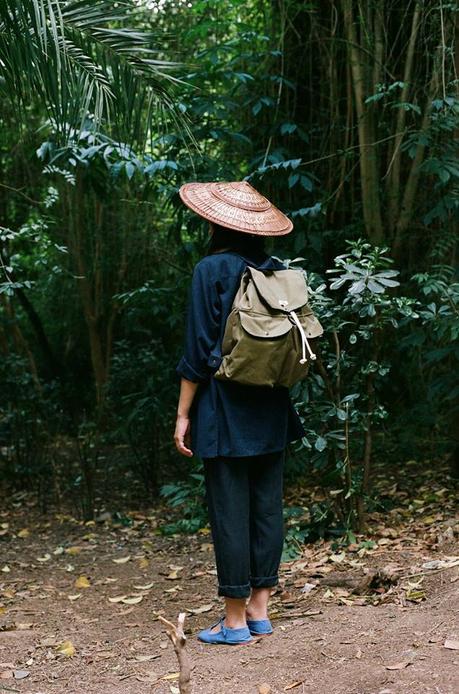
[292,240,418,530]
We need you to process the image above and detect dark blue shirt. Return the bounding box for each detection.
[176,250,305,458]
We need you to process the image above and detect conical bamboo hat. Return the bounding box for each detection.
[179,181,293,236]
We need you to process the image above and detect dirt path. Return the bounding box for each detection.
[0,487,458,694]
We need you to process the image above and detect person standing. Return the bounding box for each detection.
[174,181,305,645]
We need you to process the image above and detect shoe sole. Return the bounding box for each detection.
[249,631,273,637]
[198,638,253,646]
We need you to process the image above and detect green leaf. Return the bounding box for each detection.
[349,279,366,294]
[367,279,385,293]
[280,122,297,135]
[314,436,327,452]
[125,161,135,180]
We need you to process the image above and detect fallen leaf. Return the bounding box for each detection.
[65,546,82,555]
[134,654,160,662]
[301,582,317,594]
[13,669,30,679]
[200,543,213,552]
[385,660,411,670]
[161,672,180,680]
[74,576,91,589]
[135,671,158,684]
[444,639,459,650]
[112,556,131,564]
[36,554,51,562]
[258,684,271,694]
[121,596,143,605]
[1,565,11,573]
[17,529,29,538]
[405,589,425,602]
[68,594,82,601]
[187,604,213,615]
[133,582,155,590]
[137,558,149,569]
[338,597,354,606]
[170,687,180,694]
[108,595,128,603]
[56,640,75,657]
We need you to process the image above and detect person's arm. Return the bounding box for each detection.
[174,377,199,457]
[175,260,221,457]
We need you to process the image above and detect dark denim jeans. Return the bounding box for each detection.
[203,450,285,599]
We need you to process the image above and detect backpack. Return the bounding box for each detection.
[213,265,323,388]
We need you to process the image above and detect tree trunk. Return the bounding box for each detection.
[392,44,442,261]
[69,171,108,408]
[341,0,384,245]
[385,3,422,234]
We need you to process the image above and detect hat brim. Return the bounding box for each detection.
[179,182,293,236]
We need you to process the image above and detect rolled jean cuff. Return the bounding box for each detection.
[218,582,251,599]
[250,575,279,589]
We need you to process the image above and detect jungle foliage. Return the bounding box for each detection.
[0,1,458,535]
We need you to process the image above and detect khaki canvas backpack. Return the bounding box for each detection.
[214,266,323,388]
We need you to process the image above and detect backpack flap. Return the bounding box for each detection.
[239,311,292,338]
[296,309,324,339]
[247,266,308,312]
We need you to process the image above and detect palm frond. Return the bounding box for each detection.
[0,0,185,145]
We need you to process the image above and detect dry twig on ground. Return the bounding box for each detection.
[158,612,192,694]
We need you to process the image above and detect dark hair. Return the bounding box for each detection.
[207,223,265,256]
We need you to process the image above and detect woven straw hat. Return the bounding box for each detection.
[179,180,293,236]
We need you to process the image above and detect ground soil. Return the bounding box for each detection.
[0,469,458,694]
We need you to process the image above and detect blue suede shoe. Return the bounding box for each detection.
[198,617,253,645]
[246,618,273,635]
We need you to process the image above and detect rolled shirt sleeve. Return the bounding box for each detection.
[176,259,222,383]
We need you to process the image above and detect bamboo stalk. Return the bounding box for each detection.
[392,43,442,260]
[341,0,384,244]
[385,2,422,233]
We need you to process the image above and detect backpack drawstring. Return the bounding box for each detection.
[289,310,317,364]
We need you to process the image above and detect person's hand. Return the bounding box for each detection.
[174,414,193,457]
